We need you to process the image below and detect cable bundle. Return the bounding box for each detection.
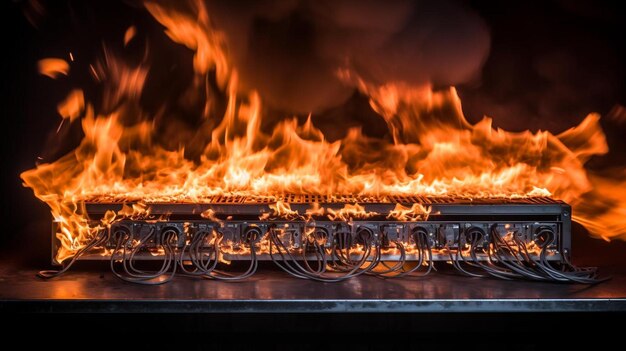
[448,224,606,283]
[38,223,606,284]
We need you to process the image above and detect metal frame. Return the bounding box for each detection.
[52,198,572,264]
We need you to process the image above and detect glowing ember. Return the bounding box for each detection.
[20,0,626,262]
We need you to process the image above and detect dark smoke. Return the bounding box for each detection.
[456,0,626,169]
[205,0,490,113]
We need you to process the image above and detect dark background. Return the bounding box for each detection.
[1,0,625,343]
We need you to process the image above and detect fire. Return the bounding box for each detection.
[20,0,626,262]
[326,204,377,222]
[387,204,431,222]
[38,58,69,78]
[124,26,137,46]
[264,201,302,221]
[56,89,84,123]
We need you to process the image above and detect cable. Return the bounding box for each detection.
[394,227,433,277]
[40,219,608,285]
[110,226,177,285]
[447,227,489,278]
[38,226,110,279]
[269,226,378,282]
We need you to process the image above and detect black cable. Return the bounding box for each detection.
[488,226,547,281]
[42,219,608,285]
[270,227,378,282]
[208,232,258,281]
[530,228,608,284]
[447,228,488,278]
[111,227,177,285]
[38,227,110,279]
[395,227,433,277]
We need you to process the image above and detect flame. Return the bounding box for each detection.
[57,89,84,122]
[116,202,154,220]
[387,204,431,222]
[572,171,626,241]
[38,58,69,78]
[21,0,626,262]
[124,26,137,46]
[200,208,222,224]
[265,201,302,221]
[326,204,378,222]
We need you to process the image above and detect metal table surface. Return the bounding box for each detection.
[1,260,625,313]
[2,226,625,313]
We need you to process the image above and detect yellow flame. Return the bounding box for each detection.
[387,203,431,222]
[266,201,302,221]
[327,204,377,222]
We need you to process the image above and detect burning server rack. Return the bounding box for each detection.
[46,196,603,284]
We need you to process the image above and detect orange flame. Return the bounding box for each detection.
[123,26,137,46]
[38,58,69,78]
[327,204,377,222]
[57,89,84,122]
[20,0,626,262]
[387,204,431,222]
[265,201,302,221]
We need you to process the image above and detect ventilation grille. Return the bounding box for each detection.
[86,194,562,205]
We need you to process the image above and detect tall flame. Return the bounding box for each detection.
[21,0,626,262]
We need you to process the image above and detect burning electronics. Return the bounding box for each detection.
[38,195,602,284]
[22,1,622,285]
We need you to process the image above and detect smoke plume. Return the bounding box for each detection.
[204,0,490,113]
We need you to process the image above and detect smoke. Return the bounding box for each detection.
[204,0,490,113]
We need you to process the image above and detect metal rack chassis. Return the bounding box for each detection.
[52,200,572,264]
